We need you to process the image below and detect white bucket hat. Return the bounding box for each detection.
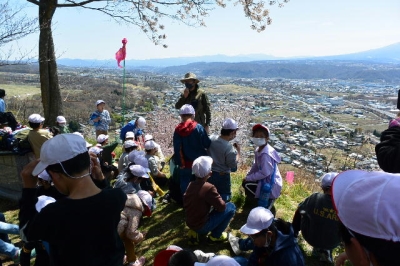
[129,165,149,179]
[96,100,105,106]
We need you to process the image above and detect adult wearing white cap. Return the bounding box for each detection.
[207,118,240,202]
[291,172,340,263]
[89,100,111,137]
[19,133,127,265]
[233,207,304,266]
[332,170,400,266]
[120,117,146,143]
[27,113,52,159]
[173,104,211,198]
[175,72,211,133]
[184,156,236,245]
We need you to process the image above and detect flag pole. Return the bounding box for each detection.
[122,58,126,127]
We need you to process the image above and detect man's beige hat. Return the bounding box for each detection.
[180,72,199,84]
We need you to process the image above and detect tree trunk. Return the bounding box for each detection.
[38,0,62,126]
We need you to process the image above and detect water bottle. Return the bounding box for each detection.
[258,180,272,208]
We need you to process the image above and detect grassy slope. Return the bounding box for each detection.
[0,166,350,266]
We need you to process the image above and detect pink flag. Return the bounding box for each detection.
[286,171,294,185]
[115,38,127,68]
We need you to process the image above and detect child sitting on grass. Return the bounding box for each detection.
[183,156,236,245]
[118,189,155,266]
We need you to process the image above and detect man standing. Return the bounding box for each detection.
[89,100,111,137]
[207,118,240,202]
[175,73,211,133]
[27,114,52,159]
[173,104,211,197]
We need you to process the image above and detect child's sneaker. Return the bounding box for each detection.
[194,250,215,263]
[228,234,242,255]
[187,229,199,245]
[128,256,145,266]
[208,232,228,243]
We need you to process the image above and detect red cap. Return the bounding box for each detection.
[154,250,179,266]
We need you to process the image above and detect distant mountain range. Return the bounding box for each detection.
[57,42,400,69]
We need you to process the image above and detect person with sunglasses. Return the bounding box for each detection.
[232,207,304,266]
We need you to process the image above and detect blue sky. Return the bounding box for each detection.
[8,0,400,60]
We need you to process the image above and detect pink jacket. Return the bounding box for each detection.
[245,144,282,199]
[117,194,145,243]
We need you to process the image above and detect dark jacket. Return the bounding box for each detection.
[292,192,340,250]
[375,126,400,173]
[175,86,211,127]
[173,120,211,168]
[247,220,305,266]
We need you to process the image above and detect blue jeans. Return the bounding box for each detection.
[196,202,236,238]
[179,168,195,195]
[208,172,231,202]
[0,217,19,258]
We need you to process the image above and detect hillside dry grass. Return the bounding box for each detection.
[0,162,348,266]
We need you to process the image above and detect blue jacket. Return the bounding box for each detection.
[89,110,111,131]
[173,120,211,167]
[245,223,305,266]
[120,120,144,141]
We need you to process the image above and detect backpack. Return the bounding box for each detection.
[14,128,32,150]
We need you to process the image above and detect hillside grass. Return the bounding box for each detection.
[0,84,41,97]
[0,163,349,266]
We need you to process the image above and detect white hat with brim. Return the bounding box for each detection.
[125,131,135,139]
[332,170,400,241]
[32,134,88,176]
[320,172,338,188]
[144,140,157,150]
[124,140,138,149]
[129,165,149,179]
[97,134,109,143]
[194,255,240,266]
[180,72,200,84]
[56,116,66,123]
[144,134,153,142]
[240,207,274,235]
[222,118,239,130]
[28,114,45,124]
[137,117,146,128]
[96,100,105,106]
